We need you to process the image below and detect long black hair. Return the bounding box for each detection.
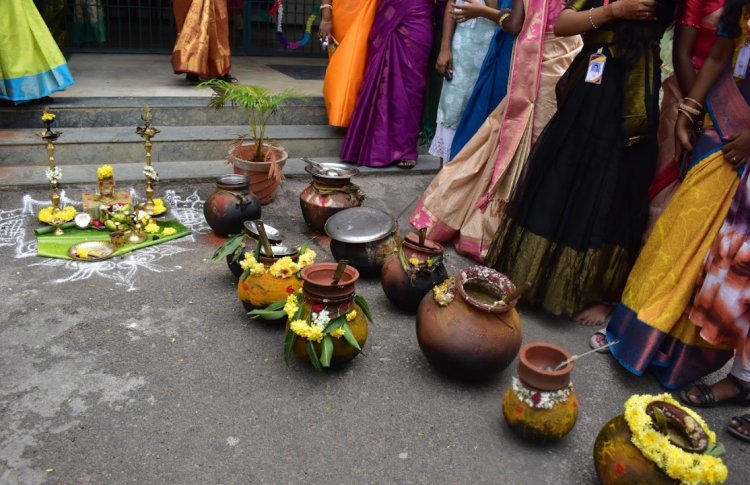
[720,0,749,38]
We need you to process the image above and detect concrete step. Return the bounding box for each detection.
[0,96,328,128]
[0,156,442,187]
[0,124,345,166]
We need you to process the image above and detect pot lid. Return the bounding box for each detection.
[243,221,284,244]
[304,161,360,181]
[260,245,297,257]
[325,207,396,243]
[217,173,248,187]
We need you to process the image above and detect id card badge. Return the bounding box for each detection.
[585,50,606,84]
[735,42,750,79]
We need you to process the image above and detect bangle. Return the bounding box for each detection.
[678,103,702,117]
[320,4,332,9]
[588,8,599,29]
[498,12,510,28]
[683,97,703,110]
[677,107,696,124]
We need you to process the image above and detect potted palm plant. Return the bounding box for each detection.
[199,80,302,204]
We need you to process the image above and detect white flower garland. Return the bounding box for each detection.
[511,376,572,409]
[143,165,159,182]
[45,166,62,185]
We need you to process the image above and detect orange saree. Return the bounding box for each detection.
[322,0,378,127]
[172,0,231,78]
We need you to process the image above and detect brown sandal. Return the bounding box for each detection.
[397,159,416,169]
[728,414,750,442]
[679,374,750,408]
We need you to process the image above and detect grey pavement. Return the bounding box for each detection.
[1,175,748,484]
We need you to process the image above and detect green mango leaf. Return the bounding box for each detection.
[298,238,312,255]
[320,336,333,368]
[706,442,726,457]
[323,315,346,334]
[212,232,244,261]
[283,330,296,365]
[293,301,304,321]
[353,295,373,322]
[246,309,286,320]
[342,322,363,354]
[306,340,323,372]
[239,268,252,281]
[265,299,287,311]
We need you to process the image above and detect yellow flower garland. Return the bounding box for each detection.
[96,164,114,180]
[239,248,316,279]
[284,292,348,341]
[38,206,77,224]
[623,394,727,485]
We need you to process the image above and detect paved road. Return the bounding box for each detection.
[1,175,747,484]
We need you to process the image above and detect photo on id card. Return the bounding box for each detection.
[585,53,606,84]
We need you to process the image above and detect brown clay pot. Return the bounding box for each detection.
[381,232,448,313]
[415,266,522,381]
[288,263,368,366]
[226,222,284,278]
[204,174,262,237]
[229,142,288,205]
[502,342,578,443]
[299,163,364,234]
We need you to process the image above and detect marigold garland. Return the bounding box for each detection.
[239,248,317,279]
[96,164,114,180]
[623,394,727,485]
[38,205,77,224]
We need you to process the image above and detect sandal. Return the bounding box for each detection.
[588,329,612,354]
[727,414,750,443]
[679,374,750,408]
[219,73,238,83]
[397,159,417,169]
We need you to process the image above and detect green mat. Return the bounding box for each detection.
[35,220,191,261]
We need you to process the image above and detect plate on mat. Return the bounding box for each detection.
[68,241,116,261]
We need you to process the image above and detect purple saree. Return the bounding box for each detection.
[339,0,435,167]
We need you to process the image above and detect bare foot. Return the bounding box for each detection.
[574,303,612,326]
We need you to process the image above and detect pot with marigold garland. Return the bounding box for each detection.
[381,229,448,313]
[236,240,317,311]
[251,261,371,370]
[593,393,728,485]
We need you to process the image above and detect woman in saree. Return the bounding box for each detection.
[602,2,750,393]
[339,0,437,169]
[0,0,75,103]
[428,0,503,162]
[484,0,675,324]
[675,0,750,442]
[172,0,234,83]
[410,0,582,261]
[646,0,724,237]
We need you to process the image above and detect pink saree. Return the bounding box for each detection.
[410,0,581,261]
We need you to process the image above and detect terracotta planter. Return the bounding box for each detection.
[299,163,364,234]
[288,263,368,366]
[502,342,578,443]
[381,232,448,313]
[229,142,288,205]
[237,251,302,311]
[415,266,522,381]
[204,174,262,237]
[593,415,678,485]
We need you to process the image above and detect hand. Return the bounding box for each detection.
[451,0,485,23]
[436,48,453,76]
[611,0,657,21]
[674,111,695,161]
[722,131,750,166]
[318,19,332,40]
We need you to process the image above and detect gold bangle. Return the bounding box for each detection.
[588,8,599,29]
[320,3,332,9]
[677,107,696,124]
[498,12,510,27]
[678,103,702,117]
[683,97,704,110]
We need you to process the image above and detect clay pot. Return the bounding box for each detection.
[502,342,578,443]
[415,266,522,381]
[237,248,302,311]
[229,142,288,205]
[593,415,678,485]
[299,163,364,234]
[204,174,262,237]
[326,207,402,277]
[381,232,448,313]
[226,222,284,278]
[288,263,368,366]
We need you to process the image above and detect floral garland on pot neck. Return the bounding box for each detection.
[237,245,316,280]
[624,394,727,485]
